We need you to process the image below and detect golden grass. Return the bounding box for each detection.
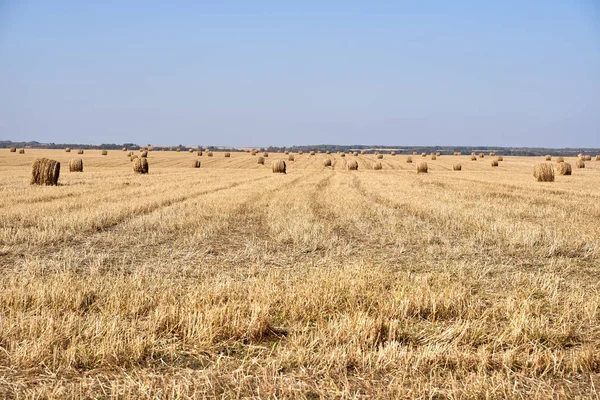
[0,150,599,398]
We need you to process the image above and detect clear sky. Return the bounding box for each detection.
[1,1,599,147]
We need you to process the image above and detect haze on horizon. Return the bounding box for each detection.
[0,1,599,148]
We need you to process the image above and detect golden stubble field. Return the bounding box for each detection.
[0,149,599,399]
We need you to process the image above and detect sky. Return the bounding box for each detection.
[0,1,599,148]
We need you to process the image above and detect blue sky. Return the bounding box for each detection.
[1,1,599,147]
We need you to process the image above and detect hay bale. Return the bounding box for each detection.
[78,149,84,154]
[421,153,426,157]
[471,155,477,161]
[263,152,269,157]
[65,148,71,153]
[140,150,148,158]
[416,162,428,173]
[30,158,60,185]
[258,156,265,165]
[545,155,551,161]
[176,148,181,152]
[326,150,330,154]
[19,149,25,154]
[272,160,286,174]
[453,152,461,156]
[310,151,315,156]
[130,155,138,161]
[491,160,499,167]
[298,150,303,155]
[436,152,441,156]
[555,156,564,163]
[453,163,462,171]
[9,147,16,152]
[323,158,332,167]
[377,154,383,159]
[133,157,149,174]
[347,160,358,170]
[317,150,321,154]
[197,151,203,156]
[496,155,503,162]
[391,151,396,156]
[192,160,201,168]
[122,147,127,151]
[533,163,554,182]
[489,152,496,157]
[361,150,365,155]
[353,152,359,156]
[585,155,592,161]
[431,154,437,160]
[373,161,382,170]
[576,160,585,168]
[479,153,485,158]
[406,156,413,163]
[557,162,572,175]
[101,150,108,156]
[340,153,345,158]
[69,158,83,172]
[288,154,295,161]
[578,153,583,160]
[224,152,231,157]
[148,147,154,152]
[413,152,418,155]
[188,148,194,153]
[207,151,213,157]
[596,155,600,161]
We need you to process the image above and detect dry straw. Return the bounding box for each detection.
[9,147,16,152]
[65,148,71,152]
[323,158,332,167]
[416,162,428,173]
[361,150,365,155]
[576,160,585,168]
[373,161,382,170]
[272,160,286,173]
[31,158,60,185]
[545,155,552,161]
[533,163,555,182]
[377,154,383,159]
[413,151,417,155]
[69,159,83,172]
[258,156,265,165]
[557,162,572,175]
[491,160,499,167]
[596,155,600,161]
[347,160,358,170]
[224,152,231,157]
[192,160,201,168]
[406,156,413,163]
[489,152,496,157]
[77,149,84,154]
[133,158,149,174]
[101,150,108,155]
[288,154,295,161]
[453,163,462,171]
[127,151,132,156]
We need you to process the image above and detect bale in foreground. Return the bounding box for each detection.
[224,152,231,157]
[417,162,428,173]
[453,163,462,171]
[323,159,332,167]
[347,160,358,170]
[9,147,16,152]
[272,160,286,174]
[533,163,554,182]
[258,157,265,165]
[69,159,83,172]
[557,162,572,175]
[133,158,149,174]
[192,160,201,168]
[31,158,60,185]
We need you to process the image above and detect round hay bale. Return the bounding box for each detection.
[69,158,83,172]
[9,147,16,152]
[576,160,585,168]
[453,152,461,156]
[361,150,366,155]
[310,151,315,156]
[263,152,269,157]
[496,155,503,162]
[436,152,441,157]
[489,152,496,157]
[353,152,358,156]
[578,153,583,160]
[122,147,127,151]
[555,156,564,163]
[323,158,332,167]
[130,155,138,161]
[288,154,295,161]
[471,155,477,161]
[491,160,499,167]
[251,150,258,156]
[479,153,485,158]
[148,147,154,152]
[377,154,383,159]
[453,163,462,171]
[19,149,25,154]
[421,153,426,157]
[596,155,600,161]
[31,158,60,185]
[347,160,358,170]
[101,150,108,156]
[585,155,592,161]
[285,150,289,154]
[224,152,231,157]
[176,148,181,152]
[133,157,149,174]
[391,151,396,156]
[413,152,418,155]
[65,148,71,153]
[533,163,554,182]
[545,155,551,161]
[406,156,413,163]
[326,150,330,154]
[258,156,265,165]
[197,151,203,156]
[192,160,201,168]
[298,150,303,155]
[140,150,148,158]
[373,161,382,170]
[77,149,84,154]
[189,148,194,153]
[416,162,428,173]
[431,154,437,160]
[340,153,345,158]
[557,162,572,175]
[272,160,286,174]
[207,151,213,157]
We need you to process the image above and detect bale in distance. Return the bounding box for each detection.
[471,155,477,161]
[188,149,194,153]
[533,163,554,182]
[413,152,418,156]
[258,156,265,165]
[77,149,84,154]
[340,153,345,158]
[326,150,330,154]
[176,148,181,153]
[9,147,16,152]
[31,158,60,185]
[140,150,148,158]
[272,160,286,174]
[585,155,592,161]
[578,153,583,160]
[416,162,428,173]
[65,148,71,153]
[130,155,138,161]
[453,163,462,171]
[373,161,382,170]
[192,160,201,168]
[377,154,383,159]
[298,150,303,155]
[557,162,572,175]
[491,160,499,167]
[496,155,503,162]
[224,152,231,158]
[310,151,315,156]
[406,156,413,163]
[197,151,203,156]
[391,151,396,156]
[361,150,366,155]
[69,159,83,172]
[436,152,441,156]
[207,151,213,157]
[133,158,149,174]
[576,160,585,168]
[127,151,132,156]
[122,147,127,151]
[19,149,25,154]
[263,152,269,157]
[421,153,426,157]
[288,154,295,161]
[101,150,108,156]
[479,153,485,158]
[596,155,600,161]
[323,158,332,167]
[555,156,564,163]
[545,155,552,161]
[489,152,496,157]
[431,154,437,160]
[347,160,358,170]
